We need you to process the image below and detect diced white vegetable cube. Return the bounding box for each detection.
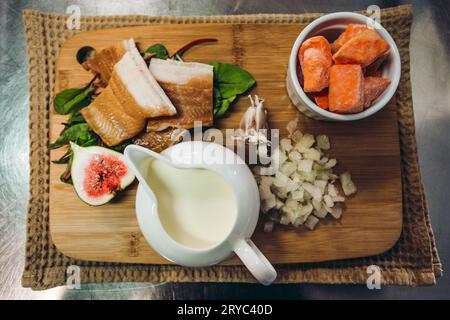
[323,194,334,208]
[298,159,313,173]
[305,148,321,161]
[327,183,338,197]
[286,119,298,134]
[283,206,297,224]
[300,203,314,217]
[329,205,343,219]
[298,170,316,182]
[275,199,284,209]
[271,185,288,199]
[291,188,304,201]
[294,142,309,153]
[314,206,328,218]
[299,134,315,148]
[280,215,290,225]
[305,215,320,230]
[319,156,329,164]
[324,204,333,214]
[292,217,304,227]
[312,199,322,211]
[285,197,298,209]
[316,135,330,150]
[274,171,288,187]
[304,190,312,201]
[340,172,357,196]
[314,180,328,193]
[288,150,302,162]
[332,196,345,202]
[286,178,298,193]
[324,158,337,169]
[280,162,296,176]
[280,138,293,152]
[303,182,322,201]
[291,130,303,143]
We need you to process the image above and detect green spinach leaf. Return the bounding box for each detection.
[67,110,86,125]
[54,85,94,115]
[49,123,95,149]
[143,44,169,60]
[210,61,255,118]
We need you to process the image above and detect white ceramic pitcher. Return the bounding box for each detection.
[124,141,277,285]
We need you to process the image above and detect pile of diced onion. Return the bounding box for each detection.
[253,119,357,232]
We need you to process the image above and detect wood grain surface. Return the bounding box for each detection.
[50,24,402,265]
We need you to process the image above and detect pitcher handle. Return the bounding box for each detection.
[233,238,277,285]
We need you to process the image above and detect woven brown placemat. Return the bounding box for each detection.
[21,5,442,290]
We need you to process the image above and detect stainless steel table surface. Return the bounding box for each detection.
[0,0,449,300]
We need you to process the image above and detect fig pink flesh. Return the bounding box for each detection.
[83,154,128,198]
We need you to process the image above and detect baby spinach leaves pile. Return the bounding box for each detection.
[210,61,256,118]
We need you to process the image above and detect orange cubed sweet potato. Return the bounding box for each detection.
[363,76,391,109]
[298,36,333,92]
[332,29,389,67]
[331,24,369,53]
[313,90,329,110]
[329,65,364,113]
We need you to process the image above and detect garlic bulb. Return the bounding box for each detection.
[235,95,270,145]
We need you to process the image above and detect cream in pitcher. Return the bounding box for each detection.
[145,158,238,249]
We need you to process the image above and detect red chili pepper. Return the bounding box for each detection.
[170,38,218,59]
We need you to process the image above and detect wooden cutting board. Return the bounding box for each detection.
[50,24,402,265]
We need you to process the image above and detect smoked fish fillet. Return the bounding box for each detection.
[146,58,213,131]
[81,86,146,146]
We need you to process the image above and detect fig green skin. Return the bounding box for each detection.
[70,142,135,206]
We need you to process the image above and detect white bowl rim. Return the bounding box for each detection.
[288,11,401,121]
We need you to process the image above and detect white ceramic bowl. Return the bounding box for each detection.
[286,12,401,121]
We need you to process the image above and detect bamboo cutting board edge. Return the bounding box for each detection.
[49,24,403,265]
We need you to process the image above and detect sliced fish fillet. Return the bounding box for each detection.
[81,86,146,146]
[147,58,213,131]
[132,128,187,153]
[112,50,176,118]
[86,40,128,84]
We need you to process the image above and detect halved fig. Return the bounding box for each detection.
[70,142,135,206]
